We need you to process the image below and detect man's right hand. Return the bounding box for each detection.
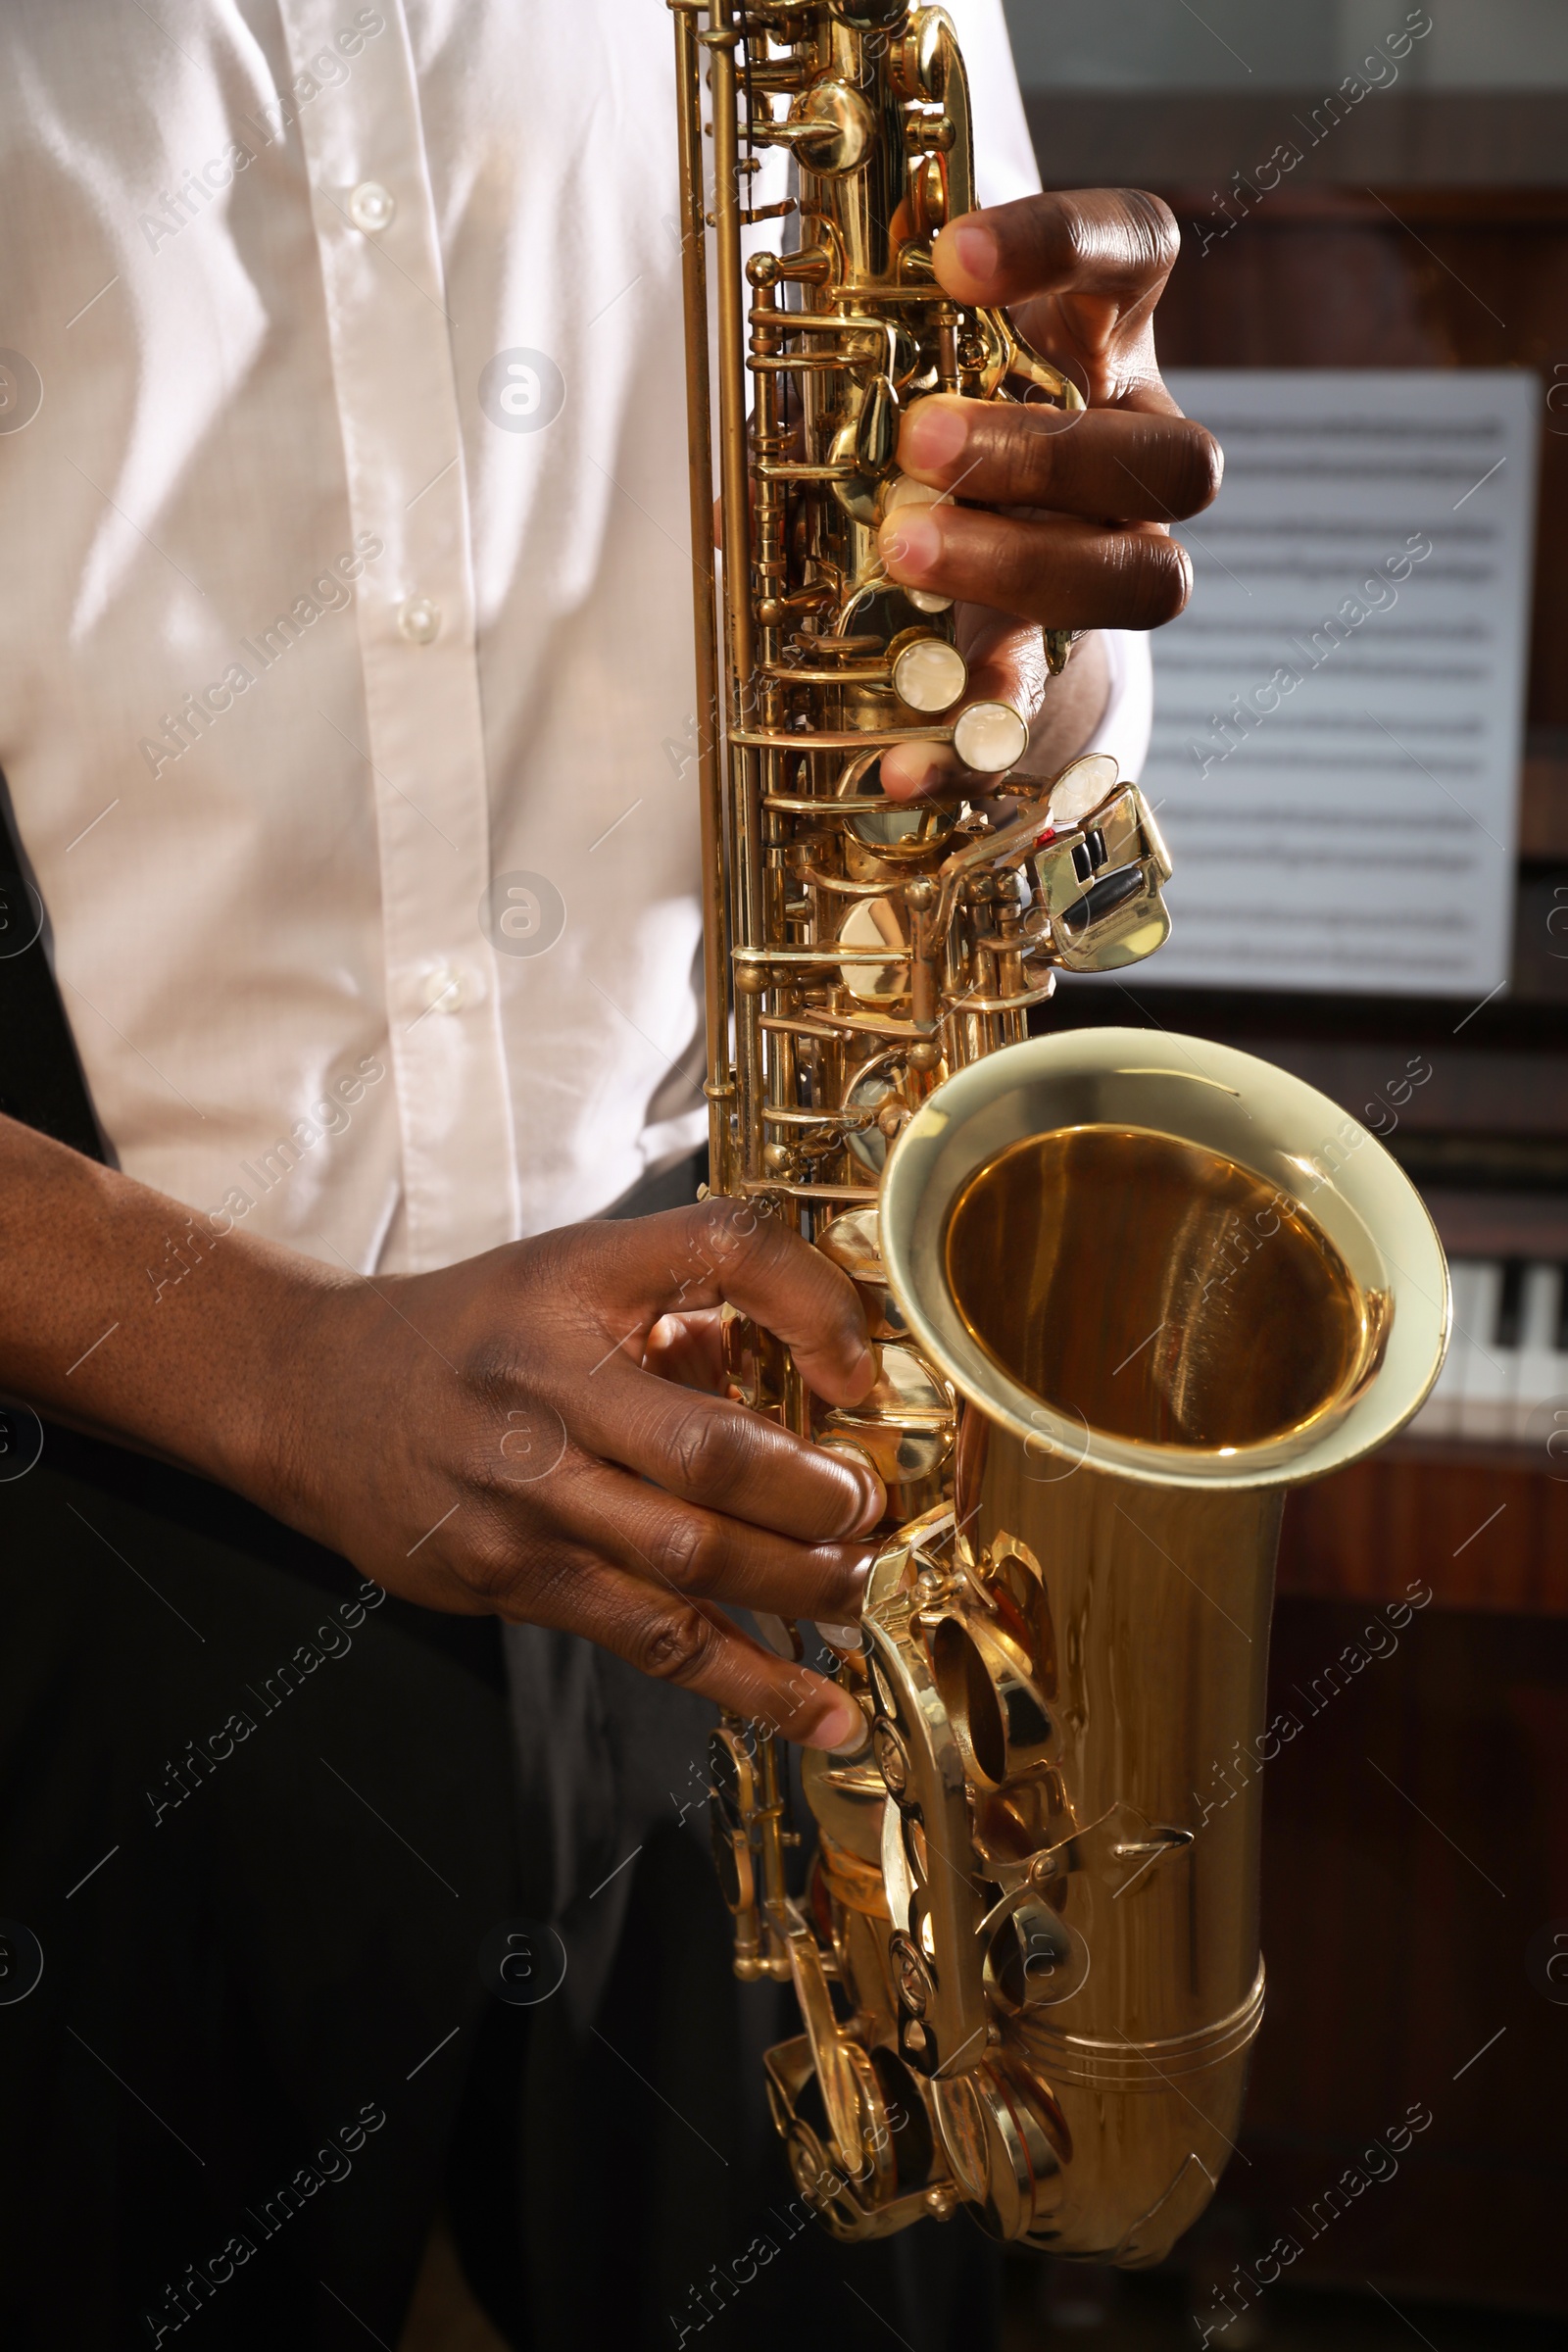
[273,1200,880,1747]
[0,1117,877,1749]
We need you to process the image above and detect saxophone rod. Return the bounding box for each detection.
[709,0,764,1187]
[670,0,733,1185]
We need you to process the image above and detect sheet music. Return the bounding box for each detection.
[1128,369,1539,1000]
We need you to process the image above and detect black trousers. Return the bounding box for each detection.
[0,1427,1001,2352]
[0,1419,527,2349]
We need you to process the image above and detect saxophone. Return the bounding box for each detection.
[667,0,1449,2260]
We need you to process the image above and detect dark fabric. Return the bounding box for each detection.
[605,1150,711,1222]
[0,777,106,1159]
[0,1430,1003,2352]
[452,1821,1004,2352]
[0,1428,522,2351]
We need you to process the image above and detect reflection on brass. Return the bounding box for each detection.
[948,1127,1376,1449]
[667,0,1449,2269]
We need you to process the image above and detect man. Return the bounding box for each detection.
[0,3,1220,2345]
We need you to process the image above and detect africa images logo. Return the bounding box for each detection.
[478,349,566,435]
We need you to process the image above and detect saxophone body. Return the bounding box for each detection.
[668,0,1450,2261]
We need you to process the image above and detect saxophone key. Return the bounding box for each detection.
[954,700,1029,774]
[890,630,967,714]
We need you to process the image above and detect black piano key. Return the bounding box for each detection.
[1495,1258,1527,1350]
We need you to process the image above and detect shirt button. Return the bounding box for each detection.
[348,180,396,233]
[398,596,441,645]
[416,968,465,1015]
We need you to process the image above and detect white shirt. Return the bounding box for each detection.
[0,0,1152,1276]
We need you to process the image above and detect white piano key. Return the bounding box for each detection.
[1459,1259,1513,1443]
[1512,1262,1567,1447]
[1409,1258,1486,1441]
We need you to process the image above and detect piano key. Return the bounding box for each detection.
[1458,1259,1513,1442]
[1409,1257,1486,1441]
[1515,1261,1567,1448]
[1495,1257,1527,1351]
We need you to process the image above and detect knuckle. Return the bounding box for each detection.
[1053,193,1095,274]
[669,1401,749,1497]
[697,1197,760,1262]
[464,1336,524,1418]
[636,1605,717,1687]
[653,1505,727,1595]
[998,412,1057,506]
[460,1513,529,1607]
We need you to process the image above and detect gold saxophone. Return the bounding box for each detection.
[667,0,1450,2261]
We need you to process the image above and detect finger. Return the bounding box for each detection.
[880,609,1044,802]
[554,1456,873,1624]
[880,504,1191,634]
[934,189,1180,321]
[879,740,955,803]
[576,1357,883,1541]
[509,1544,864,1748]
[644,1308,728,1393]
[899,397,1222,526]
[606,1201,879,1406]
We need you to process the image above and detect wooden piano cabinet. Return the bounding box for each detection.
[1234,1592,1568,2315]
[1277,1447,1568,1617]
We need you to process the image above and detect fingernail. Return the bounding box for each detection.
[855,1465,886,1532]
[951,220,1000,289]
[880,507,941,581]
[903,398,968,473]
[806,1691,867,1753]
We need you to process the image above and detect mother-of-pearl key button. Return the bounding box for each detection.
[892,635,967,713]
[954,700,1029,775]
[419,963,482,1014]
[398,596,441,644]
[348,180,396,233]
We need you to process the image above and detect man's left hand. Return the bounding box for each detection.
[878,188,1223,799]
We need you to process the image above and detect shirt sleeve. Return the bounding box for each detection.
[1080,630,1155,779]
[940,0,1042,208]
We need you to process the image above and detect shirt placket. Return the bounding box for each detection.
[275,0,517,1271]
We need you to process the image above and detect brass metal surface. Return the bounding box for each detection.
[665,0,1449,2266]
[947,1128,1372,1449]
